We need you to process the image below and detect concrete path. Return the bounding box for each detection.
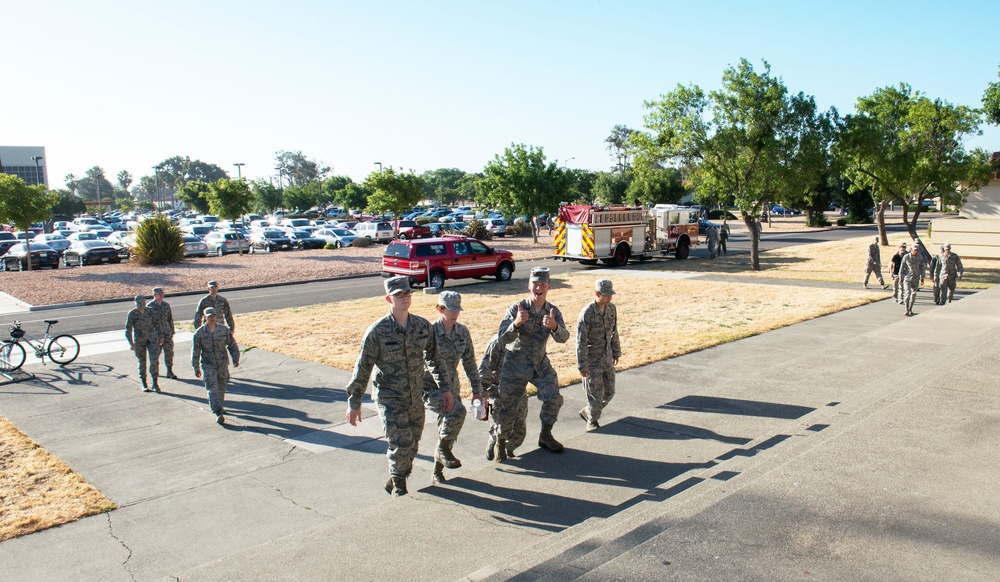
[1,285,997,581]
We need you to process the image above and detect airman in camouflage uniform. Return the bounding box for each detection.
[898,246,924,316]
[491,267,570,461]
[481,334,527,461]
[424,291,483,484]
[125,295,161,392]
[577,279,621,430]
[940,244,964,303]
[890,243,907,303]
[928,246,945,304]
[706,226,718,259]
[191,307,240,424]
[147,286,178,379]
[194,281,236,331]
[345,276,453,497]
[863,236,887,289]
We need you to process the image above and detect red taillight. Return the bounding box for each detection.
[410,261,421,270]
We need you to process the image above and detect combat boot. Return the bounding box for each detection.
[141,376,150,392]
[436,439,461,469]
[384,477,394,495]
[538,423,564,453]
[152,377,161,393]
[391,477,408,497]
[486,434,496,461]
[579,407,599,430]
[166,367,178,380]
[432,461,447,484]
[493,437,508,462]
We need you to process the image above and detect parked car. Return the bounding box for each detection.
[204,231,251,256]
[482,218,507,237]
[313,227,359,248]
[106,231,135,258]
[249,230,293,253]
[182,235,210,257]
[353,221,394,243]
[33,233,72,255]
[332,220,358,231]
[67,231,100,243]
[389,220,431,240]
[770,205,801,216]
[62,240,121,266]
[286,229,327,250]
[1,242,60,270]
[14,231,36,241]
[382,236,515,288]
[0,240,19,256]
[280,218,312,229]
[182,224,216,239]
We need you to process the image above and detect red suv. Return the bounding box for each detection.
[389,220,431,240]
[382,236,515,288]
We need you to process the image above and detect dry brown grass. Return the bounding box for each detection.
[237,271,877,398]
[0,415,115,541]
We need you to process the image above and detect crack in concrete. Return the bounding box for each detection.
[250,476,336,519]
[281,444,298,462]
[106,513,137,582]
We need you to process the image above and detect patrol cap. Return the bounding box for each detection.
[438,291,463,311]
[940,245,946,251]
[595,279,616,296]
[945,243,951,250]
[207,280,218,288]
[152,286,164,295]
[384,275,412,296]
[134,294,146,305]
[899,242,907,248]
[529,267,551,283]
[203,307,217,317]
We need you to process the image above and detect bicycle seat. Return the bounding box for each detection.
[44,320,58,325]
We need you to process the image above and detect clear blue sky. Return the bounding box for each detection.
[4,0,998,189]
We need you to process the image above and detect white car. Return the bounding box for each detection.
[67,231,100,243]
[483,218,507,237]
[313,227,359,248]
[204,231,250,256]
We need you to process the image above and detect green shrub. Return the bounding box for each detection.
[836,218,847,226]
[415,216,435,226]
[351,237,374,248]
[324,242,337,250]
[132,214,184,264]
[506,222,528,236]
[463,219,493,240]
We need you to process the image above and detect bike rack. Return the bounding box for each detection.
[0,368,35,385]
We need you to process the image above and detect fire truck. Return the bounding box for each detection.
[553,204,700,267]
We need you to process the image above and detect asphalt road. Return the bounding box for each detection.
[9,221,914,337]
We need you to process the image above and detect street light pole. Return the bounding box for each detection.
[374,161,382,174]
[96,175,102,217]
[30,156,43,187]
[233,163,245,180]
[153,168,160,212]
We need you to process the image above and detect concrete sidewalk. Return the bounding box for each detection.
[1,285,998,581]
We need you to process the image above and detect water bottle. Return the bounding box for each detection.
[471,398,487,421]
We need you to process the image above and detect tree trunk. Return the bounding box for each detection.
[531,216,539,244]
[24,237,33,271]
[876,201,889,245]
[743,214,760,270]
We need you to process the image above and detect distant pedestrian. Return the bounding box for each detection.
[344,276,453,497]
[576,279,621,430]
[940,244,964,303]
[192,307,240,424]
[890,243,907,303]
[706,226,719,259]
[424,291,484,484]
[125,295,161,392]
[490,267,570,461]
[928,245,945,304]
[194,281,235,332]
[719,224,729,256]
[898,246,924,316]
[863,236,887,289]
[147,286,178,379]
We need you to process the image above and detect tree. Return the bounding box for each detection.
[207,179,254,254]
[337,182,372,212]
[0,175,57,270]
[320,175,353,208]
[364,168,425,233]
[64,173,78,197]
[251,179,283,214]
[639,59,812,270]
[606,125,637,173]
[283,184,317,213]
[593,171,633,205]
[275,150,330,187]
[475,143,570,243]
[420,168,467,206]
[983,65,1000,125]
[52,190,86,217]
[627,166,687,206]
[837,84,991,245]
[117,170,133,195]
[155,156,229,187]
[567,169,598,204]
[177,181,212,214]
[69,166,115,208]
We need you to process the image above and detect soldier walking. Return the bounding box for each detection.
[940,243,964,303]
[345,276,453,497]
[480,333,527,461]
[125,295,162,392]
[191,307,240,424]
[147,286,178,379]
[577,279,621,430]
[425,291,484,484]
[490,267,570,462]
[928,246,945,304]
[194,280,236,331]
[719,223,729,256]
[706,226,719,260]
[890,243,907,303]
[863,236,887,289]
[898,246,924,316]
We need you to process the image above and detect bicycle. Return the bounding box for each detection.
[0,320,81,372]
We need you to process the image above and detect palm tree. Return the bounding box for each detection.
[64,173,78,197]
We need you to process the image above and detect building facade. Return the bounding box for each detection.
[0,146,48,187]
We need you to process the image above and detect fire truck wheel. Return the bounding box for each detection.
[675,239,690,260]
[611,245,629,268]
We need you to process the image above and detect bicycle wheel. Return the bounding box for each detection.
[47,334,80,365]
[0,341,26,372]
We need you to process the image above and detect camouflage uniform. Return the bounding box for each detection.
[706,226,718,259]
[493,298,570,448]
[899,252,924,315]
[194,294,235,331]
[890,248,906,303]
[424,319,482,444]
[719,224,729,256]
[941,251,964,303]
[346,312,450,480]
[147,298,176,376]
[928,251,944,304]
[481,334,527,457]
[863,242,885,287]
[576,299,621,425]
[125,300,161,390]
[191,324,240,416]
